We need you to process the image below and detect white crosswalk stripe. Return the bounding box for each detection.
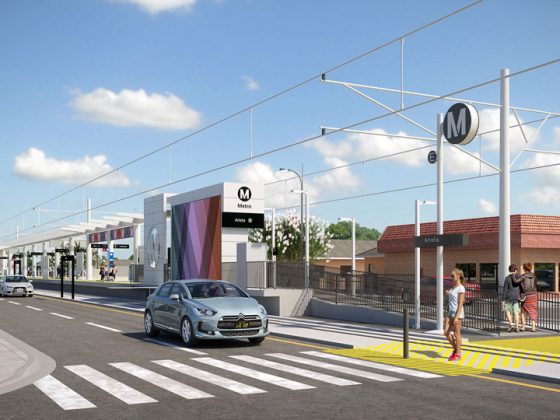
[26,305,43,311]
[34,375,96,410]
[65,365,157,405]
[50,312,74,319]
[230,355,361,386]
[153,360,266,395]
[8,301,21,305]
[109,362,214,400]
[301,351,442,379]
[85,322,122,333]
[267,353,402,382]
[192,357,315,390]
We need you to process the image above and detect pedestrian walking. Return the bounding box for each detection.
[502,264,520,332]
[519,262,538,332]
[444,268,465,361]
[108,266,115,282]
[99,266,105,281]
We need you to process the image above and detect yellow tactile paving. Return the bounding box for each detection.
[364,341,536,372]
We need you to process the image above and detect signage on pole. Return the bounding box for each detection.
[414,234,469,248]
[427,151,437,164]
[108,252,114,261]
[443,103,479,145]
[55,248,67,253]
[221,212,265,228]
[114,244,130,249]
[91,244,105,249]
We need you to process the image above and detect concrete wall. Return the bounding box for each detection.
[248,288,312,317]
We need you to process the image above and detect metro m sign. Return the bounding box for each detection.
[443,103,479,145]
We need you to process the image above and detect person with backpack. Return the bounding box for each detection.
[502,264,520,332]
[519,262,538,332]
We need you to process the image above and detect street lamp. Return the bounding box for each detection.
[291,189,309,288]
[415,200,436,330]
[279,167,304,261]
[339,217,356,297]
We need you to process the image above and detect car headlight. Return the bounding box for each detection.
[194,307,216,316]
[259,305,267,316]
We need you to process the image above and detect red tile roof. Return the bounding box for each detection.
[378,215,560,252]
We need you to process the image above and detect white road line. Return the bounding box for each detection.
[34,375,96,411]
[26,306,43,311]
[8,301,21,305]
[267,353,401,383]
[192,357,314,390]
[153,360,266,395]
[301,351,442,379]
[65,365,157,405]
[143,338,207,355]
[230,355,361,386]
[0,297,4,300]
[50,312,74,320]
[85,322,122,333]
[109,362,213,400]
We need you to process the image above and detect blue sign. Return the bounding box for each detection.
[108,251,114,261]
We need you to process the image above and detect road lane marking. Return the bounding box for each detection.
[230,355,360,386]
[26,305,43,311]
[109,362,213,400]
[85,322,122,333]
[36,295,143,317]
[50,312,74,319]
[153,360,266,395]
[0,298,4,300]
[34,375,96,410]
[267,353,401,383]
[143,338,206,355]
[65,365,157,405]
[301,351,442,379]
[193,357,315,390]
[268,337,331,350]
[8,301,21,305]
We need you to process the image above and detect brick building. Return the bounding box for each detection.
[378,214,560,292]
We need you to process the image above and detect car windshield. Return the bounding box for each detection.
[5,276,28,283]
[187,282,248,299]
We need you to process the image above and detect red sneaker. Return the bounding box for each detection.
[448,353,462,361]
[447,352,456,361]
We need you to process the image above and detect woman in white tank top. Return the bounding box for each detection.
[444,268,465,361]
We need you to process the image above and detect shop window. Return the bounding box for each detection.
[368,264,376,273]
[480,263,498,289]
[456,263,476,282]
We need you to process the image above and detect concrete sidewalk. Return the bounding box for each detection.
[31,288,560,385]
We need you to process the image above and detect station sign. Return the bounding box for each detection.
[114,244,130,249]
[30,252,43,256]
[414,234,469,248]
[427,150,437,164]
[91,244,105,249]
[443,103,479,145]
[222,212,265,229]
[55,248,67,253]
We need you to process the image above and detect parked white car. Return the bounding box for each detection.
[0,275,34,297]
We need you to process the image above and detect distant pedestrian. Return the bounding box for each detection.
[99,266,105,281]
[502,264,520,332]
[444,268,465,361]
[108,266,115,282]
[519,262,538,332]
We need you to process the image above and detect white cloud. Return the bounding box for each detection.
[112,0,196,14]
[478,198,496,215]
[523,152,560,207]
[235,160,358,210]
[13,148,131,187]
[71,88,201,130]
[242,76,260,91]
[478,108,535,152]
[554,126,560,144]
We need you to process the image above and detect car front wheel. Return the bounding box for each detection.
[144,311,160,337]
[181,317,196,346]
[248,337,265,345]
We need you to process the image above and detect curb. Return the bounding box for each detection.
[492,368,560,385]
[0,330,56,395]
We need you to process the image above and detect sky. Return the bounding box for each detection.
[1,0,560,248]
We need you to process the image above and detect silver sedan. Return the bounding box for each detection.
[0,275,34,297]
[144,279,269,346]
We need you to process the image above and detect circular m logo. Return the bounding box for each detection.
[238,186,252,202]
[443,103,479,145]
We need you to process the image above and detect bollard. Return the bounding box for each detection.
[403,308,409,359]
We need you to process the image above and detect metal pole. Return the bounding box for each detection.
[305,193,310,289]
[436,112,444,332]
[60,257,64,298]
[351,217,356,297]
[415,200,421,329]
[300,166,304,264]
[271,208,276,288]
[403,308,409,358]
[499,68,510,288]
[71,257,75,300]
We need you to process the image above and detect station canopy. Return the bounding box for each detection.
[0,212,143,250]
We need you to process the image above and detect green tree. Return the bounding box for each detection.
[249,210,333,261]
[326,221,381,240]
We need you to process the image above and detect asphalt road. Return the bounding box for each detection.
[0,295,558,420]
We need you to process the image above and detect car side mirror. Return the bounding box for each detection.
[169,293,180,301]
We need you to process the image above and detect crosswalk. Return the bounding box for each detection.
[33,351,443,411]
